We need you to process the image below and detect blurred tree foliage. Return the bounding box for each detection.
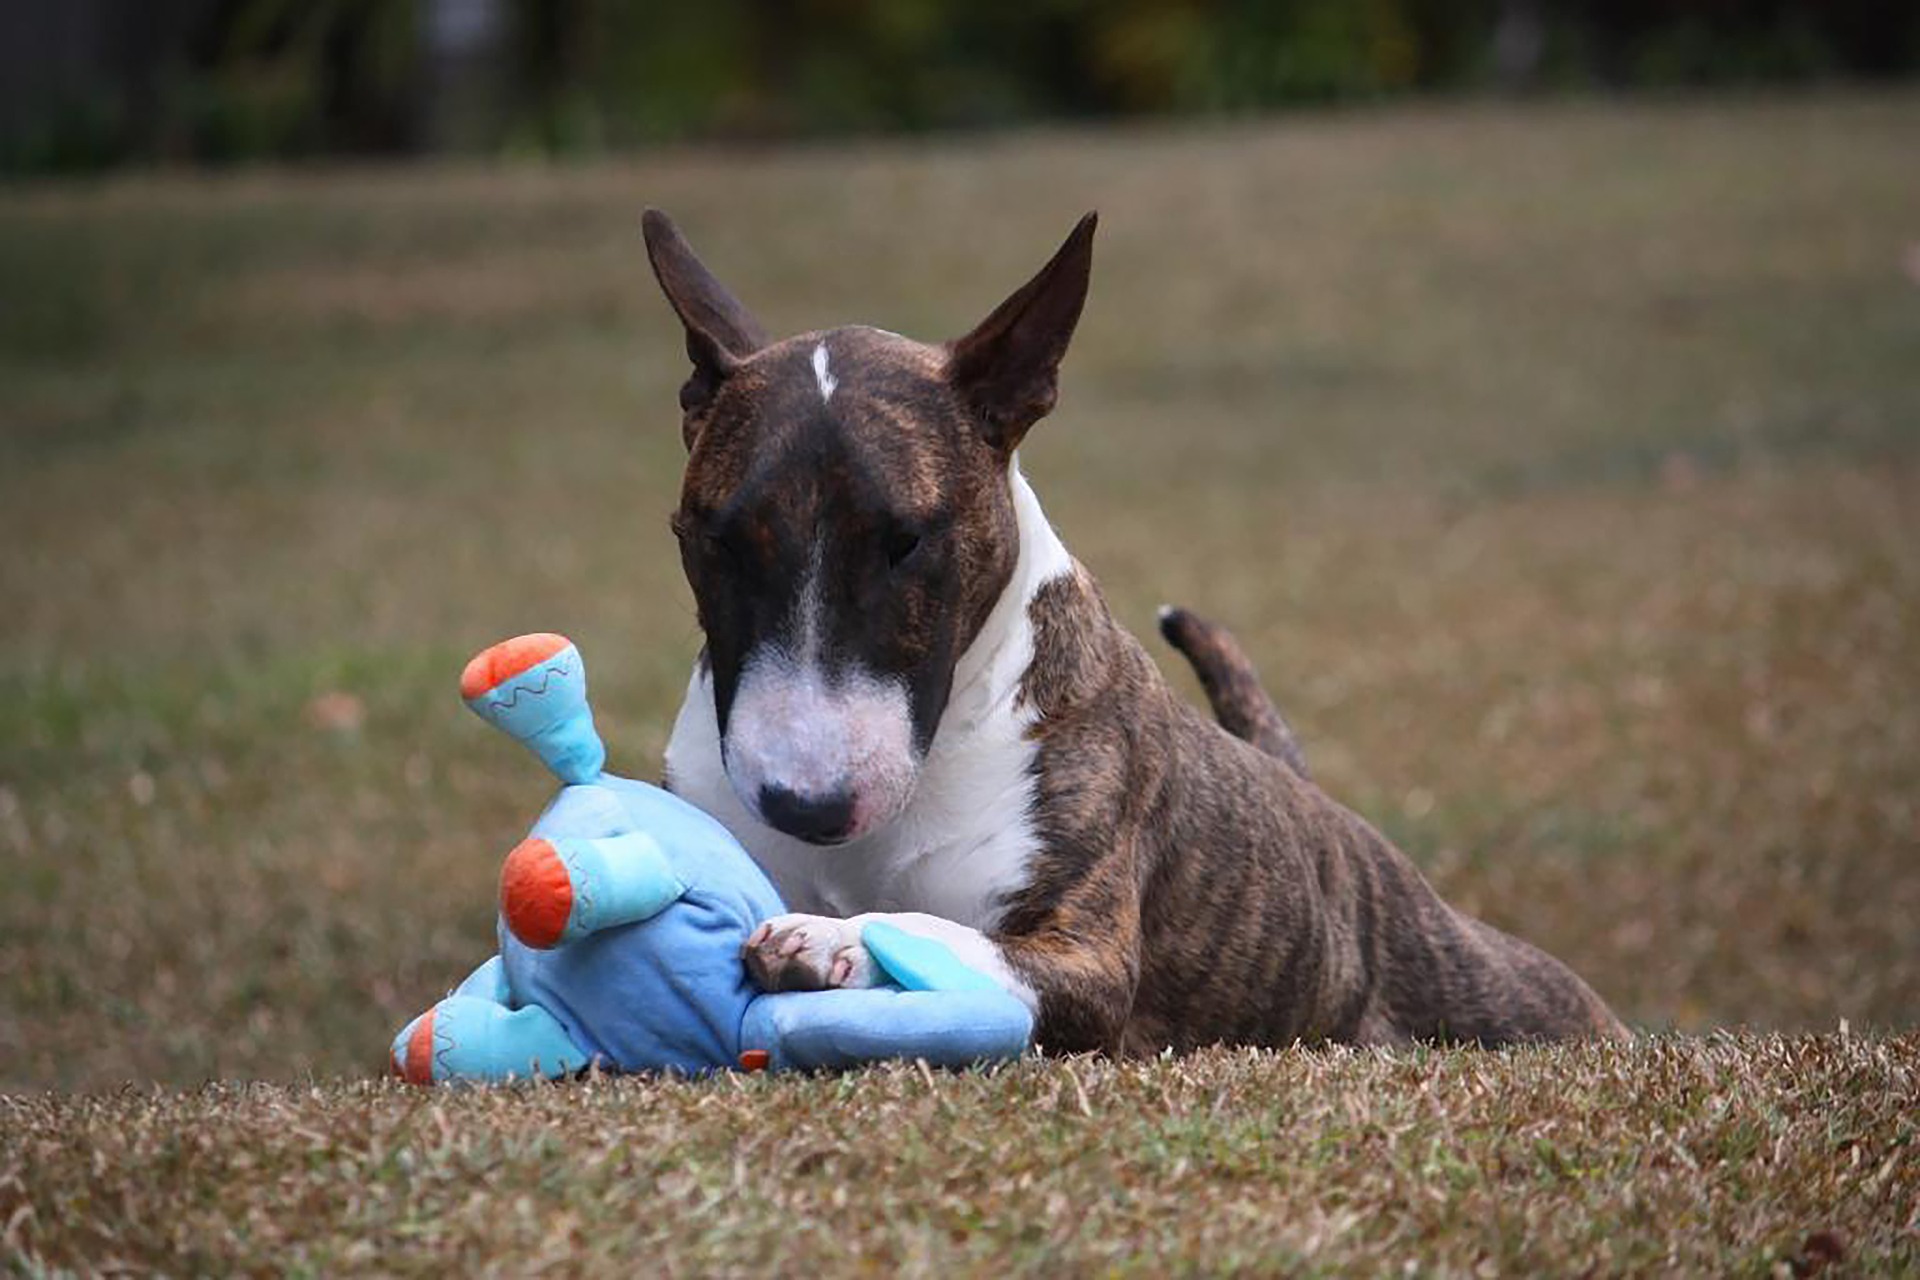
[3,0,1915,171]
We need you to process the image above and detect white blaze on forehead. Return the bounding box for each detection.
[811,342,838,403]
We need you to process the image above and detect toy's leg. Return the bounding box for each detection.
[390,994,591,1085]
[461,634,606,784]
[449,954,511,1003]
[499,832,685,949]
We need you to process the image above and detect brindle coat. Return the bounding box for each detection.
[642,208,1625,1054]
[1007,571,1623,1051]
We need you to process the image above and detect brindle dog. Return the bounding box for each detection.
[644,209,1624,1052]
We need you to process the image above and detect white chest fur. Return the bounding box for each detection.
[662,463,1074,930]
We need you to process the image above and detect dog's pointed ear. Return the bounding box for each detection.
[643,209,769,440]
[947,212,1097,453]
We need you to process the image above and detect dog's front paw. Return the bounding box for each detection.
[743,914,875,992]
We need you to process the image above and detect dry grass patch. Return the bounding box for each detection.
[4,1035,1914,1274]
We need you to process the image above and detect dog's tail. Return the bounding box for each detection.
[1157,606,1310,779]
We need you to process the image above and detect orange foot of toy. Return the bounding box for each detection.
[500,837,574,949]
[392,1007,439,1085]
[459,633,573,701]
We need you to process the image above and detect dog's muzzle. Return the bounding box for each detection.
[722,652,919,845]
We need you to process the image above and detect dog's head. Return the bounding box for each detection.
[644,210,1095,846]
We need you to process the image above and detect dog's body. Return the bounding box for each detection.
[644,211,1623,1053]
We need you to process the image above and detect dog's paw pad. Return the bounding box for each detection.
[743,914,873,992]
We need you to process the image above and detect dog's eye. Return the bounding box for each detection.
[885,529,922,570]
[681,520,746,566]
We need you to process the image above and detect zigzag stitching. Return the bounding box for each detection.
[559,842,595,929]
[486,656,574,709]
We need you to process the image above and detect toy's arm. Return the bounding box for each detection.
[739,988,1033,1072]
[862,921,1008,993]
[737,929,1033,1071]
[499,831,686,949]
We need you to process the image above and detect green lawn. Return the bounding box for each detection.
[2,92,1917,1272]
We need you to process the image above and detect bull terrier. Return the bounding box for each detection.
[642,209,1624,1053]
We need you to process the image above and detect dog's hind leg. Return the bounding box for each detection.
[1157,606,1310,779]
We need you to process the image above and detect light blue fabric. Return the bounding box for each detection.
[542,832,685,943]
[740,989,1034,1072]
[864,921,1008,993]
[391,995,588,1083]
[450,954,511,1003]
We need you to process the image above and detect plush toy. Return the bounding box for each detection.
[389,633,1032,1083]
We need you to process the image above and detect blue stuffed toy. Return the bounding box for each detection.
[390,633,1033,1083]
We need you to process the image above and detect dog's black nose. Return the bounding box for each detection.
[758,784,856,844]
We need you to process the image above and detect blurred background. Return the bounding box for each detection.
[3,0,1917,171]
[1,3,1916,1090]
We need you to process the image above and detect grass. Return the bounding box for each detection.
[4,1036,1916,1273]
[2,91,1918,1271]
